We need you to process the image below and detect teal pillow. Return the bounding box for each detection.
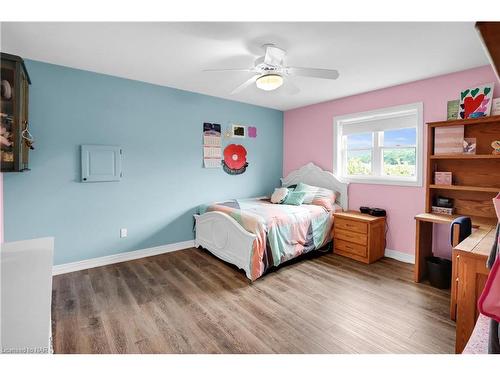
[282,191,306,205]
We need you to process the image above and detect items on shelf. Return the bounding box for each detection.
[434,171,452,185]
[492,98,500,116]
[435,196,454,208]
[492,140,500,155]
[0,79,12,100]
[458,82,494,119]
[434,125,464,154]
[1,113,14,149]
[447,99,459,120]
[463,137,476,154]
[431,206,455,215]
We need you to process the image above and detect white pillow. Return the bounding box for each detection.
[271,187,289,204]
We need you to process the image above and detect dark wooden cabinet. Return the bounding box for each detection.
[1,52,31,172]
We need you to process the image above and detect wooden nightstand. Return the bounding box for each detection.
[332,211,386,264]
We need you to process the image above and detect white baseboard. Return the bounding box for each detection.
[384,248,415,264]
[52,241,413,275]
[52,240,195,276]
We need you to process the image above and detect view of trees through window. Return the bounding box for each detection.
[382,148,416,176]
[345,128,416,177]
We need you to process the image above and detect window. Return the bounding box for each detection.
[334,103,423,186]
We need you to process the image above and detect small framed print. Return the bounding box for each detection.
[463,137,477,154]
[492,98,500,116]
[447,100,459,120]
[231,124,246,138]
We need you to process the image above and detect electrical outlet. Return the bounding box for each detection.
[120,228,128,238]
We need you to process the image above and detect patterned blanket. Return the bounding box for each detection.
[198,198,335,280]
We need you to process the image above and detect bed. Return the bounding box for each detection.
[194,163,349,280]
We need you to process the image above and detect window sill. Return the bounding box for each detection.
[340,176,422,187]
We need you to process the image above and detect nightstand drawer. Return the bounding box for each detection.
[335,218,367,234]
[335,228,368,246]
[335,239,367,257]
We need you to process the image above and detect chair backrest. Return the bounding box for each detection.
[450,216,472,247]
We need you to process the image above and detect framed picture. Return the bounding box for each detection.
[231,124,246,138]
[492,98,500,116]
[447,99,459,120]
[463,137,477,154]
[458,82,494,119]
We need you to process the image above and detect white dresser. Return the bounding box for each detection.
[1,237,54,354]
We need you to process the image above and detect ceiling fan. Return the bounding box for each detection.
[203,43,340,95]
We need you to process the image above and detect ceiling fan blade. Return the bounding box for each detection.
[283,79,300,95]
[287,67,339,80]
[230,75,260,94]
[203,68,255,73]
[263,44,286,66]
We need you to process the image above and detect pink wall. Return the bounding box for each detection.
[284,65,500,256]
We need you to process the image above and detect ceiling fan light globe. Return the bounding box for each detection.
[256,74,283,91]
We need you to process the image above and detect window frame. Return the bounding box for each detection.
[334,102,423,187]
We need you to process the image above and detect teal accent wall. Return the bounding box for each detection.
[3,60,283,265]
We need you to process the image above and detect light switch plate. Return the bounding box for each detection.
[120,228,128,238]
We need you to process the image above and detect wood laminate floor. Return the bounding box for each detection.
[51,248,455,353]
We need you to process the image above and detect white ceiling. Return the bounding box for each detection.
[0,22,489,111]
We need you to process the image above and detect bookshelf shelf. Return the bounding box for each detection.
[429,184,500,193]
[430,154,500,160]
[428,114,500,128]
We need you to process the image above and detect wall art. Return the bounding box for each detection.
[248,126,257,138]
[458,83,494,119]
[203,122,221,168]
[231,124,246,138]
[222,144,248,175]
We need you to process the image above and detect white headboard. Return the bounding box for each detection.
[280,162,349,210]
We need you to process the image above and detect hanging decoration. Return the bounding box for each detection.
[222,144,248,175]
[202,122,222,168]
[248,126,257,138]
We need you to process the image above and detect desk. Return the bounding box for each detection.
[414,213,495,282]
[452,225,496,353]
[414,212,497,353]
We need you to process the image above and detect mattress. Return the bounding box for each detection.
[198,197,341,280]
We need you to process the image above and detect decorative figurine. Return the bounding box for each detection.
[492,140,500,155]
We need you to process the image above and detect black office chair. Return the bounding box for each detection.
[450,216,472,246]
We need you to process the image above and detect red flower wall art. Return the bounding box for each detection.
[222,144,248,175]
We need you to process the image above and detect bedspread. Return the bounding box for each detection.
[198,198,336,280]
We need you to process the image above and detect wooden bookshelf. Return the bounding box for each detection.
[415,115,500,286]
[425,116,500,220]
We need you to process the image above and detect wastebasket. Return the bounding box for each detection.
[425,256,452,289]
